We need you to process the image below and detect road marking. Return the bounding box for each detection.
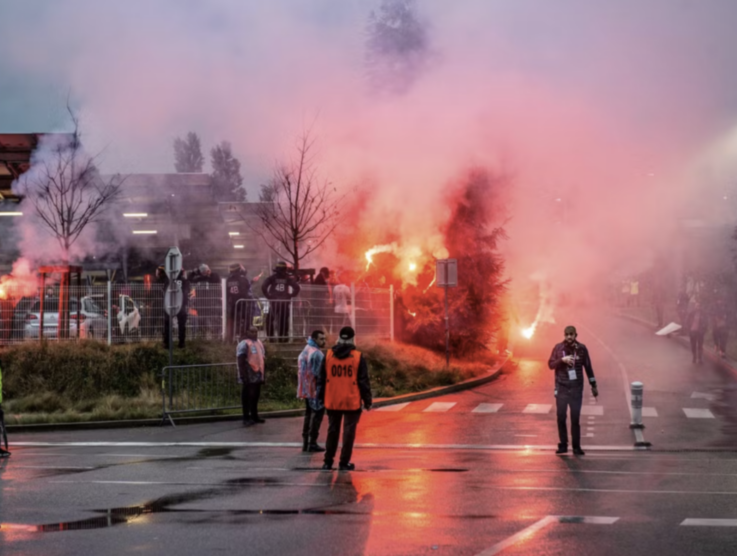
[691,392,716,402]
[376,403,410,412]
[423,402,456,413]
[13,466,96,470]
[642,407,658,417]
[586,427,595,432]
[581,406,604,416]
[585,433,594,437]
[472,403,504,413]
[681,519,737,527]
[523,404,552,414]
[476,515,619,555]
[11,441,644,451]
[683,408,715,419]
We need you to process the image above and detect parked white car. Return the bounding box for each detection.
[24,297,107,339]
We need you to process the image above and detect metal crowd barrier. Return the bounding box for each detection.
[161,362,240,426]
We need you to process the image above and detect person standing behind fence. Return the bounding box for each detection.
[189,264,222,339]
[160,268,191,349]
[332,278,352,334]
[313,267,332,333]
[226,264,254,342]
[263,262,301,342]
[317,326,372,471]
[298,330,327,453]
[237,327,266,426]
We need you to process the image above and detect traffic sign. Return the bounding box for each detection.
[164,285,183,316]
[165,247,182,280]
[436,259,458,287]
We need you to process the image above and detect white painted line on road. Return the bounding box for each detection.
[681,518,737,527]
[14,466,95,470]
[376,402,410,412]
[683,408,715,419]
[476,515,618,555]
[472,403,504,413]
[523,404,552,414]
[586,427,595,432]
[423,402,456,413]
[11,441,645,452]
[642,407,658,417]
[691,392,716,402]
[581,406,604,416]
[585,433,594,437]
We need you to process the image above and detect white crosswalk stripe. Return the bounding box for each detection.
[523,404,552,414]
[423,402,457,413]
[683,408,715,419]
[472,403,504,413]
[681,518,737,527]
[376,402,411,412]
[581,406,604,416]
[642,407,658,417]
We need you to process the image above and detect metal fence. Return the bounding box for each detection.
[161,363,240,425]
[0,281,393,345]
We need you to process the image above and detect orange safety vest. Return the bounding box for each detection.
[324,349,362,411]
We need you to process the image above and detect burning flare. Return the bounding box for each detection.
[365,243,397,271]
[521,323,537,339]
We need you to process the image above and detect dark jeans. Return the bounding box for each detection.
[556,383,583,449]
[302,400,325,444]
[163,312,188,348]
[324,409,362,466]
[241,382,262,422]
[690,331,705,361]
[267,301,290,342]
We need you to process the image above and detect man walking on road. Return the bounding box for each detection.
[237,327,266,427]
[317,326,372,471]
[298,330,327,452]
[548,325,598,456]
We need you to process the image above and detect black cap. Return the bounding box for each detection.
[339,326,355,340]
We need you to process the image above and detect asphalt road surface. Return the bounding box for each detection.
[2,310,737,555]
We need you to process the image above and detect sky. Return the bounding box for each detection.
[2,0,737,298]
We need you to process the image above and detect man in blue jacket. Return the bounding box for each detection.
[548,325,598,456]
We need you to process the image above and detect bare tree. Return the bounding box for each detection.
[18,107,124,263]
[252,132,344,270]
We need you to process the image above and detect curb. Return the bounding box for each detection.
[6,354,510,434]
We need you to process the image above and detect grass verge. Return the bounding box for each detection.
[0,340,495,425]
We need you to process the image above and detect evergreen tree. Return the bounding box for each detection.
[173,132,204,173]
[210,141,245,201]
[366,0,430,94]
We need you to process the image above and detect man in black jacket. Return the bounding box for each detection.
[548,325,598,456]
[316,326,372,471]
[262,261,301,341]
[160,269,191,349]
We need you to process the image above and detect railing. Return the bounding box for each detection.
[161,363,240,425]
[0,281,393,345]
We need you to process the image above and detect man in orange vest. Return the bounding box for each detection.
[317,326,372,471]
[237,327,266,427]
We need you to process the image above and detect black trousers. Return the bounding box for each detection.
[556,383,583,449]
[302,400,325,444]
[267,301,290,341]
[690,331,705,361]
[241,382,262,422]
[163,312,187,348]
[324,409,362,466]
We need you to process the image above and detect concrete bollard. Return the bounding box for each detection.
[630,381,644,429]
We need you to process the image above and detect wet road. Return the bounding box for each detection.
[2,311,737,555]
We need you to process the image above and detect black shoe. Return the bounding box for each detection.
[243,420,256,427]
[573,447,585,456]
[308,444,325,453]
[555,446,568,455]
[253,418,265,424]
[339,462,355,471]
[321,463,333,470]
[0,449,10,459]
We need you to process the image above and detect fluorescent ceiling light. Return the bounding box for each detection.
[0,211,23,216]
[124,213,148,218]
[228,231,240,236]
[133,230,157,235]
[233,244,245,249]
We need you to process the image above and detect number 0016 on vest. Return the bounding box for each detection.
[325,350,362,411]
